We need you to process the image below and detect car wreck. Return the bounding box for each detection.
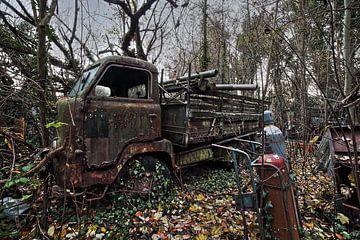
[52,56,262,193]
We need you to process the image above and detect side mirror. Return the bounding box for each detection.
[95,85,111,97]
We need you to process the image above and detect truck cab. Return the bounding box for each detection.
[53,56,173,188]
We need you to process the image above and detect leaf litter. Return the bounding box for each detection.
[3,154,360,239]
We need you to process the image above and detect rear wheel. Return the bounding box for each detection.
[119,156,172,198]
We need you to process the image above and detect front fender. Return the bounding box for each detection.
[62,139,174,188]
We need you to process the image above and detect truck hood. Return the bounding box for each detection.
[56,97,84,147]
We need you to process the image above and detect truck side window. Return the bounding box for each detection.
[96,65,150,99]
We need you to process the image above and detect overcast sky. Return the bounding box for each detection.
[1,0,255,72]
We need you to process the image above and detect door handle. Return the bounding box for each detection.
[148,113,157,117]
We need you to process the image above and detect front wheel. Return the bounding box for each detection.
[119,156,172,198]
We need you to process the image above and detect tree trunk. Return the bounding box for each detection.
[299,0,308,142]
[343,0,355,123]
[37,0,49,147]
[200,0,209,71]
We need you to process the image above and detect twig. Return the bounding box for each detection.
[0,127,35,150]
[343,98,360,108]
[24,146,64,177]
[9,138,15,179]
[85,185,109,202]
[41,171,50,231]
[36,216,49,240]
[71,182,81,233]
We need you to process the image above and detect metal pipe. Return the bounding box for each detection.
[163,69,218,84]
[215,84,258,91]
[179,69,218,81]
[212,144,252,240]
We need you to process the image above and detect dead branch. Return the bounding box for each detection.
[104,0,158,59]
[0,0,35,24]
[0,127,35,151]
[24,146,64,177]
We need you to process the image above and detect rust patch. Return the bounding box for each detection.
[330,126,360,153]
[83,99,161,168]
[53,139,173,188]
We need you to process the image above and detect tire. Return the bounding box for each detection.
[119,156,172,198]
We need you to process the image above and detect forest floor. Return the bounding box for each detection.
[1,150,360,239]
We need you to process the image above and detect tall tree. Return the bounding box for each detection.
[32,0,57,147]
[200,0,209,71]
[0,0,97,147]
[343,0,356,122]
[104,0,178,61]
[343,0,352,95]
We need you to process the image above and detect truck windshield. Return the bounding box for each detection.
[68,65,99,97]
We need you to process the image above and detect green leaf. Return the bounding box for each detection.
[21,164,33,173]
[342,231,351,239]
[20,194,32,201]
[337,213,349,225]
[261,189,268,198]
[45,120,67,129]
[47,225,55,237]
[16,177,30,184]
[4,179,16,188]
[265,201,273,209]
[3,177,31,189]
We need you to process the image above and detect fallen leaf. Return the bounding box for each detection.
[152,233,160,240]
[193,225,202,231]
[189,204,200,212]
[86,224,98,237]
[47,225,55,237]
[195,233,208,240]
[4,138,12,150]
[153,211,163,220]
[135,211,143,217]
[211,225,222,236]
[65,232,77,239]
[348,174,356,187]
[304,221,314,229]
[95,233,105,239]
[335,233,343,239]
[196,193,205,201]
[336,213,349,225]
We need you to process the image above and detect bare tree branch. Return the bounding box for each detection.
[39,0,57,26]
[24,146,64,177]
[0,0,35,24]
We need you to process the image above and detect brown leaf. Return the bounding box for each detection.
[335,233,343,239]
[196,193,205,201]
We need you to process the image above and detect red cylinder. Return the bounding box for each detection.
[256,154,300,240]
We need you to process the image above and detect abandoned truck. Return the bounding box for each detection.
[52,56,263,191]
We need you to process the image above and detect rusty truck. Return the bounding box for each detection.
[52,56,263,193]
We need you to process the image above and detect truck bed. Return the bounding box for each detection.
[161,91,262,147]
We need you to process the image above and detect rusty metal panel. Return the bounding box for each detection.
[316,126,360,219]
[56,97,84,145]
[84,110,109,138]
[255,155,300,240]
[330,126,360,153]
[161,103,188,146]
[84,99,161,168]
[161,91,261,147]
[53,139,174,188]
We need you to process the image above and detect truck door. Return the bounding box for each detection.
[83,64,161,168]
